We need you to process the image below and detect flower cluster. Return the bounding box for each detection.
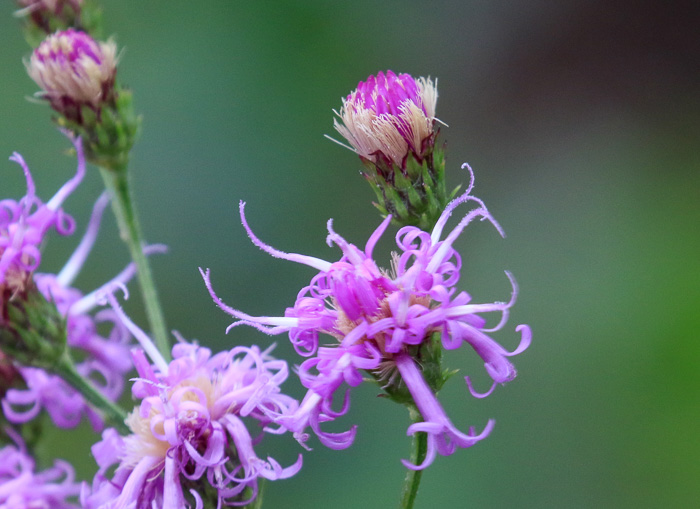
[202,168,531,468]
[0,428,81,508]
[2,17,532,504]
[82,297,302,508]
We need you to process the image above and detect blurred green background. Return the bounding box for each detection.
[1,1,699,507]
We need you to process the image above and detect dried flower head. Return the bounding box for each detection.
[27,29,117,115]
[82,298,302,508]
[202,167,531,468]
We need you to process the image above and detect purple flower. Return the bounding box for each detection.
[1,192,158,430]
[27,29,117,113]
[202,168,531,467]
[1,133,160,429]
[0,427,81,508]
[331,70,438,167]
[82,297,302,508]
[0,130,84,292]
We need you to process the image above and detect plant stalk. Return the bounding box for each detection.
[98,165,170,360]
[399,406,427,509]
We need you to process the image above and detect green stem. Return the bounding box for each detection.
[54,351,129,434]
[98,166,170,360]
[399,406,427,509]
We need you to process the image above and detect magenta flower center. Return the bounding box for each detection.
[352,71,425,117]
[35,29,102,66]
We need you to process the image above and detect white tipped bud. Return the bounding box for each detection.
[27,29,117,109]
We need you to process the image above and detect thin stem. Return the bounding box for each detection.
[98,166,170,361]
[54,351,129,434]
[399,406,427,509]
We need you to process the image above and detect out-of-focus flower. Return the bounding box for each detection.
[0,427,81,508]
[27,29,116,117]
[202,168,531,468]
[330,71,453,229]
[14,0,100,48]
[82,297,302,508]
[0,130,84,293]
[0,133,159,429]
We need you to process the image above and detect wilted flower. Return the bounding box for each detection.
[202,167,531,468]
[330,71,455,230]
[82,297,302,508]
[0,427,81,508]
[27,29,117,118]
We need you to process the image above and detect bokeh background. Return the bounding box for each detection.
[1,1,699,507]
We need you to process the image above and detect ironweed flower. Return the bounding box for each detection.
[0,427,81,508]
[202,167,531,467]
[82,296,302,508]
[330,71,454,229]
[27,29,117,118]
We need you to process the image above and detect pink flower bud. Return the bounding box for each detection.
[333,70,438,167]
[27,29,117,111]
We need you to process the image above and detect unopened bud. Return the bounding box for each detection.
[27,29,116,117]
[331,71,456,230]
[15,1,104,47]
[27,31,139,171]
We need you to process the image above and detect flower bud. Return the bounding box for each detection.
[334,70,437,167]
[27,29,116,116]
[332,71,456,230]
[15,0,104,48]
[27,31,139,171]
[16,0,84,33]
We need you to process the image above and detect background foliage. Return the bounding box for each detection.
[1,1,698,507]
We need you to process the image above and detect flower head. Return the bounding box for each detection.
[333,70,437,167]
[203,167,531,467]
[330,71,454,230]
[0,427,81,508]
[27,29,117,116]
[82,298,302,508]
